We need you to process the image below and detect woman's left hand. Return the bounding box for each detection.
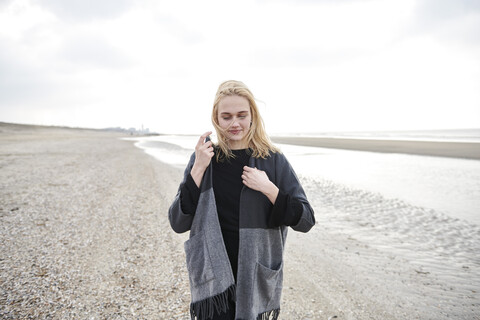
[242,166,279,204]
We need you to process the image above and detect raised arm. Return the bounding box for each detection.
[168,132,214,233]
[190,131,214,187]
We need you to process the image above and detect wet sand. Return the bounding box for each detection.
[272,136,480,160]
[1,123,477,319]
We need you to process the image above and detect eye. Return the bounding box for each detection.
[222,116,232,120]
[239,115,247,119]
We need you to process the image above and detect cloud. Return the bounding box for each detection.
[414,0,480,24]
[410,0,480,45]
[155,14,204,45]
[1,0,478,132]
[59,33,133,69]
[0,38,55,105]
[35,0,135,21]
[248,46,365,68]
[0,0,15,9]
[257,0,371,4]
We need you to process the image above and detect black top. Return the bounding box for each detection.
[179,149,303,282]
[211,149,250,281]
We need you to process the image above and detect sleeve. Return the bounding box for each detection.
[179,173,201,215]
[168,153,197,233]
[268,190,303,227]
[273,153,315,233]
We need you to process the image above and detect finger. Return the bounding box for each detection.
[204,145,214,154]
[197,131,212,147]
[243,166,253,172]
[203,141,213,148]
[242,169,252,177]
[201,131,212,140]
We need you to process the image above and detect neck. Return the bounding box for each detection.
[228,139,248,150]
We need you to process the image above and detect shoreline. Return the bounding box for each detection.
[272,136,480,160]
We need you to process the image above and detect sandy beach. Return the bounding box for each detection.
[0,123,191,318]
[1,123,478,319]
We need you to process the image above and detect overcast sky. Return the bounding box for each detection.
[0,0,479,134]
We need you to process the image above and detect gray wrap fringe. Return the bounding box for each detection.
[190,284,236,320]
[257,308,280,320]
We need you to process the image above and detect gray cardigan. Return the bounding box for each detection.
[169,151,315,320]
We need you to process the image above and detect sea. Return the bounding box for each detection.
[129,129,480,317]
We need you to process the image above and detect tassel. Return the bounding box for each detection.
[190,284,236,320]
[257,308,280,320]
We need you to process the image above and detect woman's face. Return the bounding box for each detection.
[217,95,252,149]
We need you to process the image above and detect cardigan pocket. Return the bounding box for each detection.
[254,261,283,310]
[184,232,215,287]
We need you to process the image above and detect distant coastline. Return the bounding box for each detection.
[271,136,480,160]
[272,128,480,142]
[0,121,159,136]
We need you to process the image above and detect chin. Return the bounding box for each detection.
[229,134,244,141]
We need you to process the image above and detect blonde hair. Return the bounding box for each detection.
[211,80,279,160]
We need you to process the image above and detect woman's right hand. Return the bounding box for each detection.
[190,131,214,187]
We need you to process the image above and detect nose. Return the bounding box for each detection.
[230,117,240,127]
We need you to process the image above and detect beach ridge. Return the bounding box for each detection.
[272,136,480,160]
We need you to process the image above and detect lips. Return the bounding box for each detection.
[229,130,242,135]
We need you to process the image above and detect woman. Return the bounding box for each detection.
[169,80,315,320]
